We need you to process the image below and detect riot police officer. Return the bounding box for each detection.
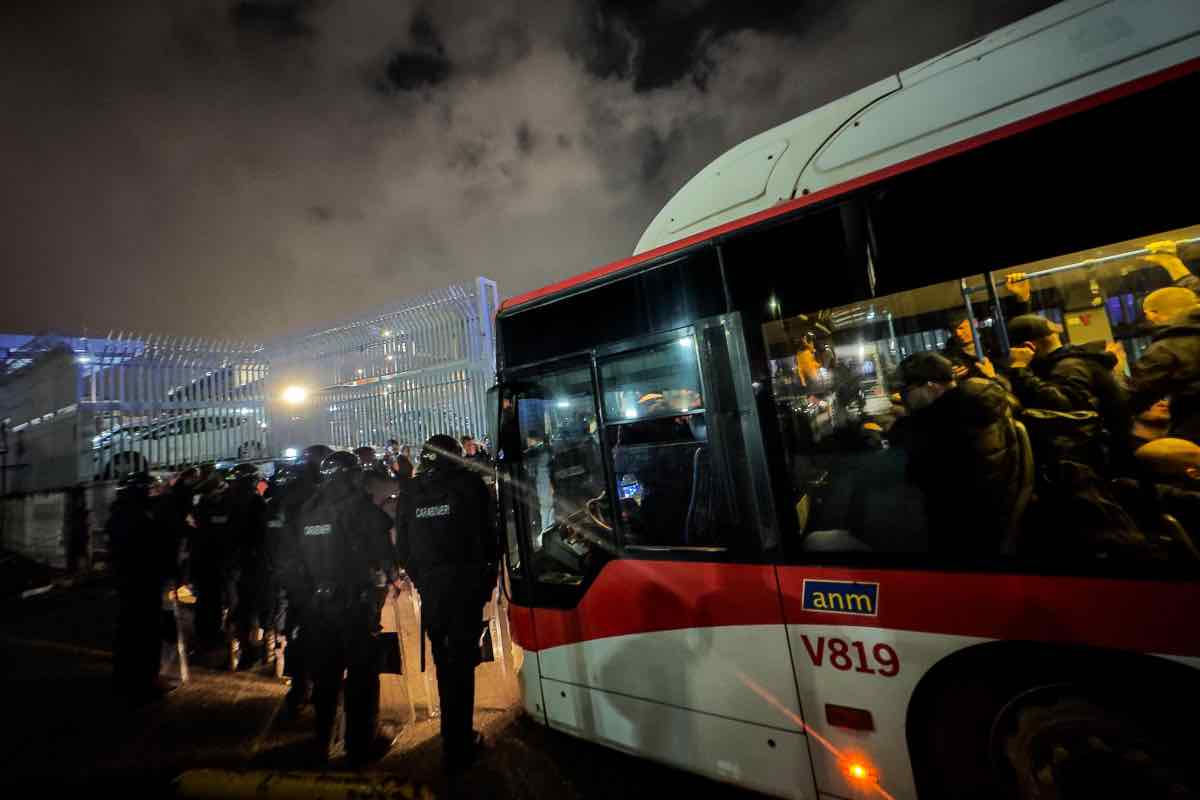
[108,471,171,704]
[191,468,233,656]
[161,466,200,587]
[395,434,499,774]
[295,450,397,766]
[280,444,332,715]
[354,446,379,469]
[263,463,303,677]
[226,462,270,669]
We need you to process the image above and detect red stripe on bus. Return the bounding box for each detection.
[509,560,1200,657]
[500,55,1200,314]
[524,560,783,652]
[507,601,538,651]
[778,566,1200,658]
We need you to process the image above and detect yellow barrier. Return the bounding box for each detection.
[174,769,434,799]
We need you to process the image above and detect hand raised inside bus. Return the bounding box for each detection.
[1142,240,1190,281]
[1005,272,1032,303]
[1008,346,1036,369]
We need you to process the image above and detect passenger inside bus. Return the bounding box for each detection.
[767,227,1200,566]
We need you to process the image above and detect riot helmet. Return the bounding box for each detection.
[228,462,262,484]
[301,444,334,467]
[175,466,201,487]
[418,434,462,474]
[354,446,379,468]
[266,463,303,500]
[118,471,162,497]
[319,450,360,480]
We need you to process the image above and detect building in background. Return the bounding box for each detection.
[0,277,499,498]
[0,333,270,491]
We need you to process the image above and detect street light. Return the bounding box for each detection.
[282,385,307,405]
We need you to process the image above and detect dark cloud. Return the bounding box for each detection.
[384,50,451,92]
[574,0,843,92]
[382,9,452,93]
[230,0,316,39]
[515,122,536,156]
[0,0,1057,339]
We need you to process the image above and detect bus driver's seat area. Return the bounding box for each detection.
[613,412,716,548]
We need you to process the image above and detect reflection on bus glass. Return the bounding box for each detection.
[509,364,614,585]
[768,228,1200,565]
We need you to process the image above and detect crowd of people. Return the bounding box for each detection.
[105,432,499,774]
[881,241,1200,562]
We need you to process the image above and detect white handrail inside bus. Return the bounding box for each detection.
[964,235,1200,294]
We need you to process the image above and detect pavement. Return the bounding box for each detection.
[0,570,765,799]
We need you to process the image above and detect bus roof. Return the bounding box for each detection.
[500,0,1200,315]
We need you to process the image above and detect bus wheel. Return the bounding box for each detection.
[992,686,1196,800]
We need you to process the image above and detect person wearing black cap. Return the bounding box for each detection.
[295,451,398,766]
[943,311,1004,384]
[894,352,1025,554]
[395,434,499,775]
[1005,313,1131,461]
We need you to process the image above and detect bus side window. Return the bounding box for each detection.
[596,328,769,555]
[743,218,1200,573]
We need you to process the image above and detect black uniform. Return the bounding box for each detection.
[191,484,236,648]
[894,377,1026,554]
[295,474,395,761]
[108,484,173,701]
[278,466,321,710]
[395,456,498,772]
[159,480,196,586]
[227,480,270,665]
[1007,345,1131,469]
[263,487,292,657]
[1131,308,1200,443]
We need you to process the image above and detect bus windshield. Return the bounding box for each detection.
[505,362,614,586]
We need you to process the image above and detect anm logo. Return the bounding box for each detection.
[801,579,879,616]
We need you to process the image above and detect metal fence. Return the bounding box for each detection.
[266,277,498,452]
[1,334,269,489]
[0,278,498,496]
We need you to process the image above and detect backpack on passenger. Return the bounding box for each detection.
[1018,408,1173,562]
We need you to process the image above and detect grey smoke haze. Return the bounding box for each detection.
[1,0,1053,340]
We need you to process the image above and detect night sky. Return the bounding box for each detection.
[2,0,1053,341]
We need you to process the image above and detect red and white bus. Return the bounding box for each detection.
[490,2,1200,798]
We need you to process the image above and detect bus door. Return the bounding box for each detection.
[500,314,817,798]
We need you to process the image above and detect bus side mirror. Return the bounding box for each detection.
[486,385,501,457]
